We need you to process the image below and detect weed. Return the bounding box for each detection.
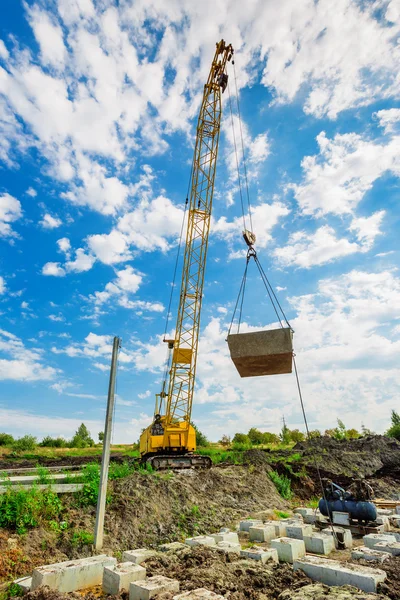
[5,583,24,598]
[191,504,200,516]
[306,496,320,509]
[269,471,293,500]
[108,461,135,480]
[77,463,100,506]
[274,510,290,519]
[71,530,94,546]
[0,486,62,533]
[36,465,51,485]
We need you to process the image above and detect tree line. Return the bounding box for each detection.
[0,423,99,451]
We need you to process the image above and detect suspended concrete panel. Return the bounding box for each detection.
[227,327,293,377]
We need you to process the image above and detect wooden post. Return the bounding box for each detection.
[94,336,120,550]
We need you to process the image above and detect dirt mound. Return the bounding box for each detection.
[243,449,271,467]
[0,453,127,471]
[145,545,310,599]
[279,582,390,599]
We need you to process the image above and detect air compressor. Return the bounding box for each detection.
[318,480,377,523]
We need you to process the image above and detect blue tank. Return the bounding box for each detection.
[319,498,377,522]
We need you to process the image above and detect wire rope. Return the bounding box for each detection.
[227,79,247,232]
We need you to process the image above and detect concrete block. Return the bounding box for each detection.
[103,563,146,594]
[352,546,391,563]
[294,508,314,517]
[363,533,397,550]
[159,542,187,552]
[14,577,32,592]
[377,508,393,516]
[321,526,353,549]
[219,527,230,533]
[216,541,241,554]
[389,515,400,528]
[304,513,317,525]
[249,525,276,543]
[375,516,390,531]
[375,541,400,556]
[270,537,306,563]
[32,555,117,592]
[293,556,386,593]
[123,549,157,565]
[332,511,350,526]
[286,524,313,540]
[396,505,400,515]
[227,327,293,377]
[185,536,216,548]
[210,532,239,544]
[174,589,225,600]
[130,576,179,600]
[239,519,263,532]
[240,547,279,564]
[303,534,335,555]
[264,521,287,537]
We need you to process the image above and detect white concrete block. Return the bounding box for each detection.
[375,541,400,556]
[303,534,335,555]
[363,533,397,551]
[32,555,117,592]
[174,589,225,600]
[396,505,400,515]
[14,577,32,592]
[210,532,239,544]
[332,511,350,526]
[375,516,390,531]
[304,513,317,525]
[293,556,386,593]
[270,537,306,563]
[377,508,393,516]
[239,519,263,532]
[321,526,353,549]
[130,576,179,600]
[216,542,241,554]
[286,524,313,540]
[249,525,276,543]
[185,536,216,548]
[389,515,400,528]
[266,521,287,537]
[240,547,278,564]
[123,549,157,565]
[159,542,187,552]
[352,546,390,563]
[103,563,146,594]
[294,507,314,517]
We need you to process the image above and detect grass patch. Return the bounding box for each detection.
[306,496,320,509]
[71,529,94,546]
[274,510,290,519]
[269,470,293,500]
[0,486,63,534]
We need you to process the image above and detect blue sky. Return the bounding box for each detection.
[1,0,400,443]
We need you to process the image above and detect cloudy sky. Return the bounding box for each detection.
[1,0,400,444]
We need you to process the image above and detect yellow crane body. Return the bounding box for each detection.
[139,40,233,469]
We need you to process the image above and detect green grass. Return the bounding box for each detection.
[71,529,94,546]
[269,470,293,500]
[0,486,63,534]
[274,510,290,519]
[306,496,320,509]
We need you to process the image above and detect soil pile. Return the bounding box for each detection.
[279,583,390,599]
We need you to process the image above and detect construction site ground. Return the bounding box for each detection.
[0,436,399,599]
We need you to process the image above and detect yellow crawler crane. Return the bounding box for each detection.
[140,40,234,469]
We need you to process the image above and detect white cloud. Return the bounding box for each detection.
[26,187,37,197]
[21,301,28,308]
[57,237,71,255]
[87,230,131,265]
[0,193,22,237]
[0,329,58,381]
[40,213,62,229]
[0,276,6,295]
[0,40,9,60]
[65,248,95,273]
[48,314,65,322]
[28,6,67,68]
[42,262,66,277]
[374,108,400,134]
[349,210,385,250]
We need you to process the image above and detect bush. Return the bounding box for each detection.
[12,435,37,452]
[269,470,292,499]
[40,436,67,448]
[77,463,100,506]
[248,428,264,445]
[0,433,14,447]
[232,433,250,446]
[387,410,400,441]
[289,429,305,443]
[0,487,62,533]
[261,432,280,445]
[70,423,95,448]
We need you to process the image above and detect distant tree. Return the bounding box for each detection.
[261,432,280,445]
[289,429,305,443]
[280,422,291,445]
[0,433,14,447]
[219,435,231,447]
[361,423,374,437]
[98,431,104,443]
[232,433,250,445]
[308,430,321,439]
[346,428,361,440]
[70,423,95,448]
[248,428,264,445]
[40,436,67,448]
[387,410,400,441]
[12,435,37,452]
[192,423,208,447]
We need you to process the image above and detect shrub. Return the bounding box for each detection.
[269,470,292,499]
[0,433,14,447]
[77,463,100,506]
[232,433,250,446]
[40,436,67,448]
[387,410,400,441]
[248,428,264,445]
[261,432,280,445]
[70,423,95,448]
[0,487,62,533]
[12,435,37,452]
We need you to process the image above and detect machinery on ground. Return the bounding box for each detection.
[139,40,234,469]
[319,480,377,524]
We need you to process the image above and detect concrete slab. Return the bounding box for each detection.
[210,532,239,544]
[14,577,32,592]
[375,541,400,556]
[352,546,390,563]
[240,547,279,564]
[227,327,293,377]
[389,515,400,528]
[159,542,188,552]
[216,542,241,554]
[303,534,335,555]
[320,526,353,549]
[31,555,117,592]
[270,537,306,563]
[103,563,146,594]
[293,556,386,593]
[123,549,157,565]
[174,589,225,600]
[130,576,179,600]
[249,525,276,543]
[304,513,317,525]
[185,536,216,548]
[286,524,313,540]
[239,519,263,532]
[332,511,350,526]
[363,533,397,551]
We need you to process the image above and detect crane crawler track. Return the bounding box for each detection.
[145,454,212,470]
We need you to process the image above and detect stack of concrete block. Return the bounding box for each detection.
[159,542,187,552]
[294,508,318,525]
[31,556,117,592]
[264,520,287,537]
[270,537,306,563]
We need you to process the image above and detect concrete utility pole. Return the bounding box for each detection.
[94,335,120,550]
